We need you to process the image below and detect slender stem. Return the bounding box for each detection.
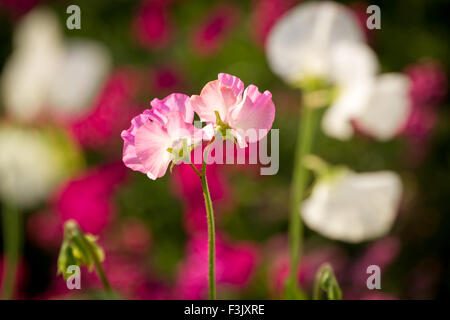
[288,101,319,291]
[197,145,216,300]
[189,163,202,178]
[78,228,113,296]
[1,204,21,300]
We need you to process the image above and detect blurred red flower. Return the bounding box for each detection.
[250,0,298,47]
[191,4,238,56]
[69,68,142,150]
[132,0,172,50]
[175,233,259,299]
[55,161,128,235]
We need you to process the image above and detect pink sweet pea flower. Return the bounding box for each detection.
[121,93,204,180]
[190,73,276,148]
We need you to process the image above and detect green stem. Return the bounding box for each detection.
[78,227,113,297]
[199,145,216,300]
[1,204,21,300]
[288,101,319,291]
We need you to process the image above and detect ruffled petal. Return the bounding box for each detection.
[150,93,194,123]
[191,79,241,123]
[228,85,275,143]
[134,121,173,180]
[218,73,244,97]
[121,109,168,174]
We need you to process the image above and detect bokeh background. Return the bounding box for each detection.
[0,0,448,299]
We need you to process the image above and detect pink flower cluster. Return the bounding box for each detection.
[121,73,275,180]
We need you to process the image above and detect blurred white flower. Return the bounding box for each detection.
[48,40,111,117]
[1,8,111,122]
[352,73,412,141]
[0,126,80,209]
[266,1,364,84]
[301,169,403,243]
[266,1,411,141]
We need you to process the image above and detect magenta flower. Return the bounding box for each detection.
[121,93,205,180]
[132,0,172,50]
[175,234,259,299]
[250,0,297,47]
[191,73,276,147]
[55,161,127,235]
[70,69,141,149]
[191,4,238,56]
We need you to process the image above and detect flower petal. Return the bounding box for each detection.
[150,93,194,123]
[302,170,402,243]
[191,79,240,123]
[322,79,374,140]
[355,73,411,140]
[134,120,173,180]
[266,1,364,83]
[218,73,244,97]
[228,85,275,143]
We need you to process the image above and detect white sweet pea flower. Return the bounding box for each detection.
[1,8,111,122]
[48,40,111,117]
[266,1,411,141]
[266,1,364,84]
[352,73,411,141]
[302,169,402,243]
[0,126,81,209]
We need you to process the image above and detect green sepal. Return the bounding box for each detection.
[313,263,343,300]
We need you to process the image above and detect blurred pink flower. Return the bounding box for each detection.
[132,0,172,50]
[250,0,298,47]
[407,61,447,107]
[175,234,259,299]
[70,69,141,150]
[121,93,200,180]
[27,210,63,251]
[191,73,276,148]
[401,61,447,164]
[360,292,398,300]
[269,243,347,296]
[191,4,238,56]
[172,160,230,234]
[103,219,152,257]
[348,236,401,286]
[0,0,41,19]
[149,65,184,95]
[172,161,228,209]
[55,161,128,235]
